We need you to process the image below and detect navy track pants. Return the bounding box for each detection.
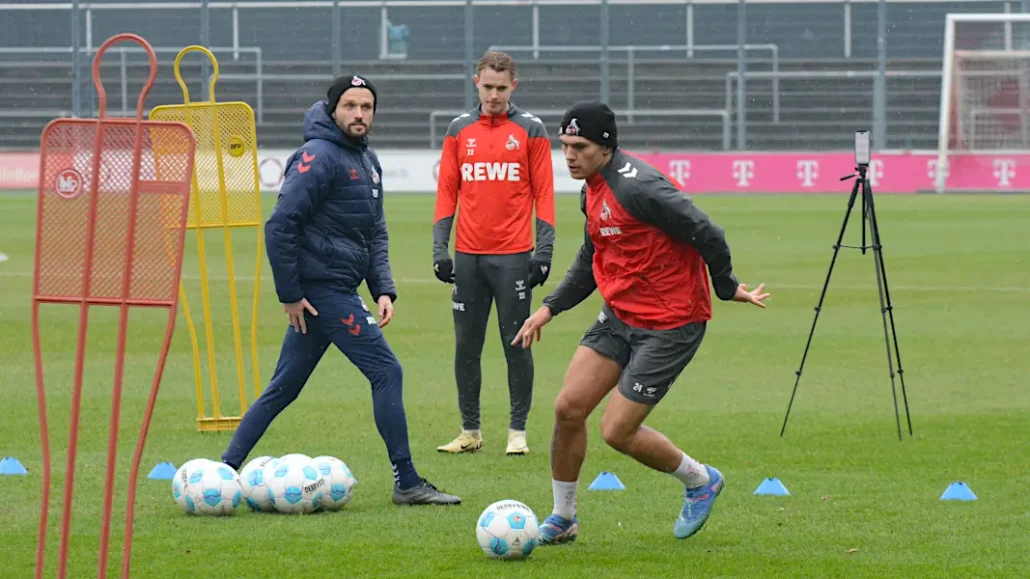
[221,285,411,471]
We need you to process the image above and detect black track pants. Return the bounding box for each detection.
[450,250,534,431]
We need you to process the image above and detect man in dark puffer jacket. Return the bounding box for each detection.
[221,74,461,506]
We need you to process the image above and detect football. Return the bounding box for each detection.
[312,455,358,511]
[240,455,279,512]
[180,459,243,516]
[265,454,328,514]
[475,500,540,560]
[171,458,209,514]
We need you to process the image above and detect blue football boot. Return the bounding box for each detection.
[538,513,579,545]
[673,465,724,539]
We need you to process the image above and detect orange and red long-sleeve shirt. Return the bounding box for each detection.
[432,104,556,263]
[541,149,740,330]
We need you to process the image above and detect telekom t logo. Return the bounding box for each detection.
[732,160,754,187]
[796,160,819,187]
[667,160,691,186]
[867,159,884,186]
[926,159,948,181]
[993,158,1016,186]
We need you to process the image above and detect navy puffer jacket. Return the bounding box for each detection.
[264,100,396,305]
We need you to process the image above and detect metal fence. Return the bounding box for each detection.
[429,107,732,149]
[0,0,1025,150]
[0,0,1020,62]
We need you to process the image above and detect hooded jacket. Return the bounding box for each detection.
[264,100,396,306]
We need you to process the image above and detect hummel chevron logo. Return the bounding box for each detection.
[617,162,637,178]
[298,150,316,174]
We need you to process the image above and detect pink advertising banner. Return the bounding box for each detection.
[3,150,1029,193]
[0,152,40,190]
[626,151,1030,193]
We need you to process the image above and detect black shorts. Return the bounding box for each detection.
[580,303,706,405]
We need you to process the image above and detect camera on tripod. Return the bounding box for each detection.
[854,129,871,167]
[782,127,913,441]
[842,130,872,183]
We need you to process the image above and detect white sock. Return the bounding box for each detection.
[552,479,578,520]
[671,452,710,489]
[463,429,481,437]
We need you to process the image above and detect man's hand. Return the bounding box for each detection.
[377,295,395,328]
[528,258,551,288]
[284,298,318,334]
[733,283,770,308]
[433,258,455,284]
[511,306,554,349]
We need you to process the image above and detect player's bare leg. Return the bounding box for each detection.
[539,346,621,545]
[601,389,724,540]
[599,392,685,472]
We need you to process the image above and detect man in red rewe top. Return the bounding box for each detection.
[433,50,555,456]
[512,101,770,544]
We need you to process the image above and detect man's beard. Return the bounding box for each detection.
[337,119,369,138]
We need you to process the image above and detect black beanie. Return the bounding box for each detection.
[327,74,377,112]
[559,101,617,148]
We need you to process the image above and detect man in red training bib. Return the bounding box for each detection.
[512,100,770,543]
[432,51,556,456]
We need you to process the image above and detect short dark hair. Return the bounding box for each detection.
[476,51,517,80]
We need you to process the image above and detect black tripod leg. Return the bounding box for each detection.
[864,181,912,438]
[781,178,861,437]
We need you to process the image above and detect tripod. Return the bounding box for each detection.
[780,162,913,441]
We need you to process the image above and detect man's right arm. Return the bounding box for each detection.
[432,119,462,263]
[542,187,597,315]
[265,145,331,304]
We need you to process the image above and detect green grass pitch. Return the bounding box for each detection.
[0,191,1028,577]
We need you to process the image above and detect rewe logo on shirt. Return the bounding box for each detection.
[461,162,521,182]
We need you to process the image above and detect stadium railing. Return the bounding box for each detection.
[0,45,262,117]
[723,68,942,118]
[428,108,732,151]
[489,43,781,123]
[722,68,943,149]
[214,72,468,127]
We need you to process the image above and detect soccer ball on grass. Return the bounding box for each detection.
[476,500,540,560]
[239,455,279,512]
[265,454,328,514]
[173,458,243,516]
[171,458,208,513]
[312,455,358,511]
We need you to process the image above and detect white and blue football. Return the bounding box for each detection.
[312,455,358,511]
[265,454,328,514]
[476,500,540,560]
[171,458,209,514]
[181,459,243,516]
[239,456,278,512]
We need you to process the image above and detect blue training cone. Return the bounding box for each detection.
[0,457,28,475]
[588,471,626,491]
[754,477,790,496]
[147,461,177,480]
[940,482,977,501]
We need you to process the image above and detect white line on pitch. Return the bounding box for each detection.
[0,270,1025,294]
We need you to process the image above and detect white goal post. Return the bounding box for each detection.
[937,13,1030,193]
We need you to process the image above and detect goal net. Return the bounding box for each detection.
[937,13,1030,192]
